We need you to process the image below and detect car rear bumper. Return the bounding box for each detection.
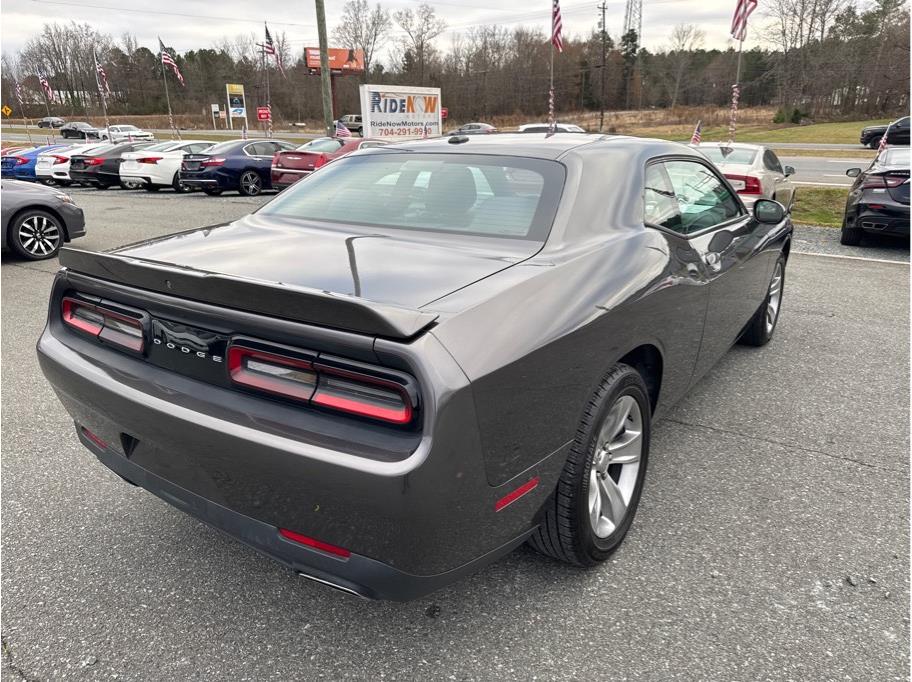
[271,168,311,189]
[857,205,910,236]
[36,287,562,599]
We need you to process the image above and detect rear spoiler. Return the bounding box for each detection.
[58,247,438,340]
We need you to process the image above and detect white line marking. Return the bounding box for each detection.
[793,181,851,187]
[794,250,909,265]
[826,159,868,164]
[823,173,849,178]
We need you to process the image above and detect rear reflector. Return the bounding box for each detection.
[279,528,351,558]
[494,476,541,512]
[81,426,108,449]
[227,342,416,425]
[62,297,144,352]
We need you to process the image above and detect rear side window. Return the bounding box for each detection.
[259,152,566,241]
[763,150,783,173]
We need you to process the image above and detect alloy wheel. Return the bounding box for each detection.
[240,172,262,196]
[766,261,783,334]
[588,395,643,538]
[17,214,61,257]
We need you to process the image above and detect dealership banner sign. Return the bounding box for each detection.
[359,85,442,139]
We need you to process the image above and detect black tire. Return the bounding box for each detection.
[238,170,263,196]
[840,214,863,245]
[8,209,64,260]
[202,187,223,196]
[868,136,882,150]
[739,254,786,347]
[119,180,142,190]
[172,173,191,193]
[529,363,651,566]
[143,185,161,192]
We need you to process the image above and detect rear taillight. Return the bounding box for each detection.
[61,297,144,353]
[227,342,416,425]
[862,174,908,189]
[136,156,162,165]
[313,154,329,169]
[201,157,226,167]
[13,156,28,166]
[52,155,69,165]
[726,174,763,195]
[85,157,104,166]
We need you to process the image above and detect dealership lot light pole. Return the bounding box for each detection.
[315,0,334,137]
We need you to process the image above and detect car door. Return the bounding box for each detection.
[658,158,774,379]
[247,142,280,182]
[762,149,793,207]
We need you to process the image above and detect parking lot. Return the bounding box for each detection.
[2,188,909,680]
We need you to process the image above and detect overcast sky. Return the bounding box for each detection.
[1,0,752,61]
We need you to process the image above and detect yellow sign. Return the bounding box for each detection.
[1,105,12,117]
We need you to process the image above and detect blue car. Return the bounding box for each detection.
[179,139,295,196]
[1,144,70,182]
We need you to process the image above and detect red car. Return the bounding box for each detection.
[271,137,386,190]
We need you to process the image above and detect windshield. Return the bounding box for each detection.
[259,152,566,241]
[881,148,910,168]
[699,147,758,165]
[298,138,344,152]
[119,125,140,131]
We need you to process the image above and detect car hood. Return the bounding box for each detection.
[112,213,540,309]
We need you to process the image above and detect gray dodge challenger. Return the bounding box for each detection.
[38,134,792,600]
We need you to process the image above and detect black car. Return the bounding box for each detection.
[860,116,910,148]
[60,122,101,140]
[1,179,85,259]
[69,141,156,189]
[37,135,792,600]
[841,146,910,245]
[38,116,65,129]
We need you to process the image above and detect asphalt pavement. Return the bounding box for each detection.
[781,155,869,188]
[1,189,909,680]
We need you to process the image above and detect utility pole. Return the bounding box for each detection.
[315,0,334,137]
[598,1,607,132]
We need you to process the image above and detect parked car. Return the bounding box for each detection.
[37,116,65,129]
[840,146,910,245]
[444,122,498,136]
[337,114,363,136]
[1,146,31,156]
[60,122,101,140]
[180,139,295,196]
[860,116,911,148]
[100,124,155,143]
[697,142,797,210]
[37,135,792,600]
[1,179,85,259]
[119,140,216,193]
[35,143,113,186]
[68,141,158,189]
[1,144,69,182]
[271,137,387,190]
[518,122,586,133]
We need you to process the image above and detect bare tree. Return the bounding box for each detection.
[332,0,392,80]
[664,24,704,107]
[394,3,447,85]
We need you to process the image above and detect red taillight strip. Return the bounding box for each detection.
[227,346,316,402]
[81,426,108,449]
[61,296,144,353]
[494,476,541,512]
[279,528,351,558]
[62,297,103,335]
[312,366,413,424]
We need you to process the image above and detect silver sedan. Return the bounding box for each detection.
[697,142,797,211]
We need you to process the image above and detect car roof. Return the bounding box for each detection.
[383,132,605,160]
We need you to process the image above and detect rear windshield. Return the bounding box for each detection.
[699,147,757,165]
[143,141,182,152]
[298,138,345,153]
[259,152,566,240]
[201,141,244,155]
[881,148,910,168]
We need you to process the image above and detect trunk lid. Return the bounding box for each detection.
[109,214,539,310]
[274,150,323,171]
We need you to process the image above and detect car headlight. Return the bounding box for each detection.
[53,193,75,205]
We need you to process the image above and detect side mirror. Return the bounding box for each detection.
[784,165,795,177]
[753,198,786,224]
[708,230,734,253]
[846,168,861,178]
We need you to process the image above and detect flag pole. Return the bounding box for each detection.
[728,35,744,142]
[548,13,555,135]
[159,39,179,140]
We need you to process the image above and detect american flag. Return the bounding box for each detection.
[264,23,287,78]
[878,129,889,154]
[37,73,53,102]
[159,38,186,86]
[730,0,758,42]
[690,120,702,145]
[551,0,564,52]
[335,120,352,138]
[94,49,110,94]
